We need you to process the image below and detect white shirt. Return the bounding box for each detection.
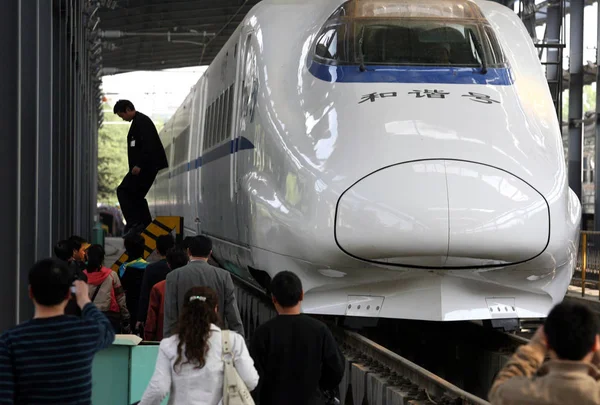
[139,324,259,405]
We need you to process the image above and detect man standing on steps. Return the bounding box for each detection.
[114,99,169,238]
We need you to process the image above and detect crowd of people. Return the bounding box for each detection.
[2,232,600,404]
[0,233,346,405]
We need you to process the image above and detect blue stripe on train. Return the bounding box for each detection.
[308,61,514,85]
[168,136,254,179]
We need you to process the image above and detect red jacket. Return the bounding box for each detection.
[144,280,166,341]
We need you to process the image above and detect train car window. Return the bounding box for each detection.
[213,99,219,146]
[483,26,506,66]
[221,92,228,141]
[218,93,225,143]
[204,104,213,149]
[315,24,346,62]
[211,100,218,147]
[226,84,234,138]
[312,0,505,68]
[203,106,210,151]
[208,103,215,149]
[164,144,171,165]
[223,87,230,141]
[174,125,190,165]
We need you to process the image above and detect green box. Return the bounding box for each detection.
[91,340,169,405]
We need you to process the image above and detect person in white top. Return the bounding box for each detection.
[139,286,259,405]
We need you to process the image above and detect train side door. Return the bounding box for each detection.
[187,85,200,235]
[195,77,208,234]
[232,31,258,246]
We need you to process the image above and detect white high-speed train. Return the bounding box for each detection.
[149,0,581,323]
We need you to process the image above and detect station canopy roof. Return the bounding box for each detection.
[97,0,598,83]
[97,0,261,71]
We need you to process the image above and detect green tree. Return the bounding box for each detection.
[97,103,129,205]
[562,84,597,122]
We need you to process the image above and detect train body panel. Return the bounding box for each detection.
[149,0,580,321]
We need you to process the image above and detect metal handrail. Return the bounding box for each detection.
[573,231,600,299]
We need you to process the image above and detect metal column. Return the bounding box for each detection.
[0,0,20,332]
[595,2,600,231]
[544,0,564,124]
[37,0,54,261]
[568,0,585,202]
[520,0,538,40]
[18,0,40,321]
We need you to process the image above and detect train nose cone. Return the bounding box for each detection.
[334,160,549,268]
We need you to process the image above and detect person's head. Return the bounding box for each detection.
[28,258,71,309]
[270,271,303,313]
[54,240,73,262]
[187,236,212,259]
[181,236,193,250]
[86,244,105,272]
[544,301,600,362]
[67,235,90,262]
[173,287,220,372]
[157,234,175,257]
[113,99,136,121]
[166,247,189,271]
[124,234,145,260]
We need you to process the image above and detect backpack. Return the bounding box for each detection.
[221,330,254,405]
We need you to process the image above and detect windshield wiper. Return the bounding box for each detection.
[358,26,367,72]
[469,30,488,74]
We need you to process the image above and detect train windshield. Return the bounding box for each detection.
[313,0,505,68]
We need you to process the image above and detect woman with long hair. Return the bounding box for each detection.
[84,244,131,333]
[139,286,258,405]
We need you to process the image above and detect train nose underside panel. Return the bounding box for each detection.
[334,159,550,269]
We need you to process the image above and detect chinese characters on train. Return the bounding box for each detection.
[359,90,500,104]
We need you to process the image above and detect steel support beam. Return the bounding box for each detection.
[0,0,20,332]
[568,0,585,203]
[37,0,54,261]
[0,0,99,331]
[18,0,40,322]
[521,0,538,40]
[545,1,563,122]
[595,1,600,231]
[52,0,61,243]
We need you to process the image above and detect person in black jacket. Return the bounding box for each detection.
[136,234,176,331]
[114,100,169,238]
[250,271,345,405]
[53,237,89,317]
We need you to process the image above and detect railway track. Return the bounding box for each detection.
[335,327,490,405]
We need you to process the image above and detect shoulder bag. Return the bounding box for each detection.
[221,330,255,405]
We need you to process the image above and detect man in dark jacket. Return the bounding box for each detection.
[163,235,244,337]
[53,237,90,317]
[136,234,175,331]
[250,271,345,405]
[114,99,169,238]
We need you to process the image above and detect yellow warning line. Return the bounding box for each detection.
[111,216,184,273]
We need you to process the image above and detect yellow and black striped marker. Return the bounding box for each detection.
[111,216,184,272]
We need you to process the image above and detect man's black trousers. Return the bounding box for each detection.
[117,168,158,227]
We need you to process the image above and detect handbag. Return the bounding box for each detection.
[221,330,254,405]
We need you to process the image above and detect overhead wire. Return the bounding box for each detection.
[199,0,251,66]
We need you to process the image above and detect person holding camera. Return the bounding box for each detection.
[0,258,115,404]
[489,301,600,404]
[85,244,132,334]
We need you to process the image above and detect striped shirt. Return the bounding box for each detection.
[0,303,115,404]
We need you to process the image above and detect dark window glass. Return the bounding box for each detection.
[313,0,506,68]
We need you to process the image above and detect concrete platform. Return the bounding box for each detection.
[564,285,600,315]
